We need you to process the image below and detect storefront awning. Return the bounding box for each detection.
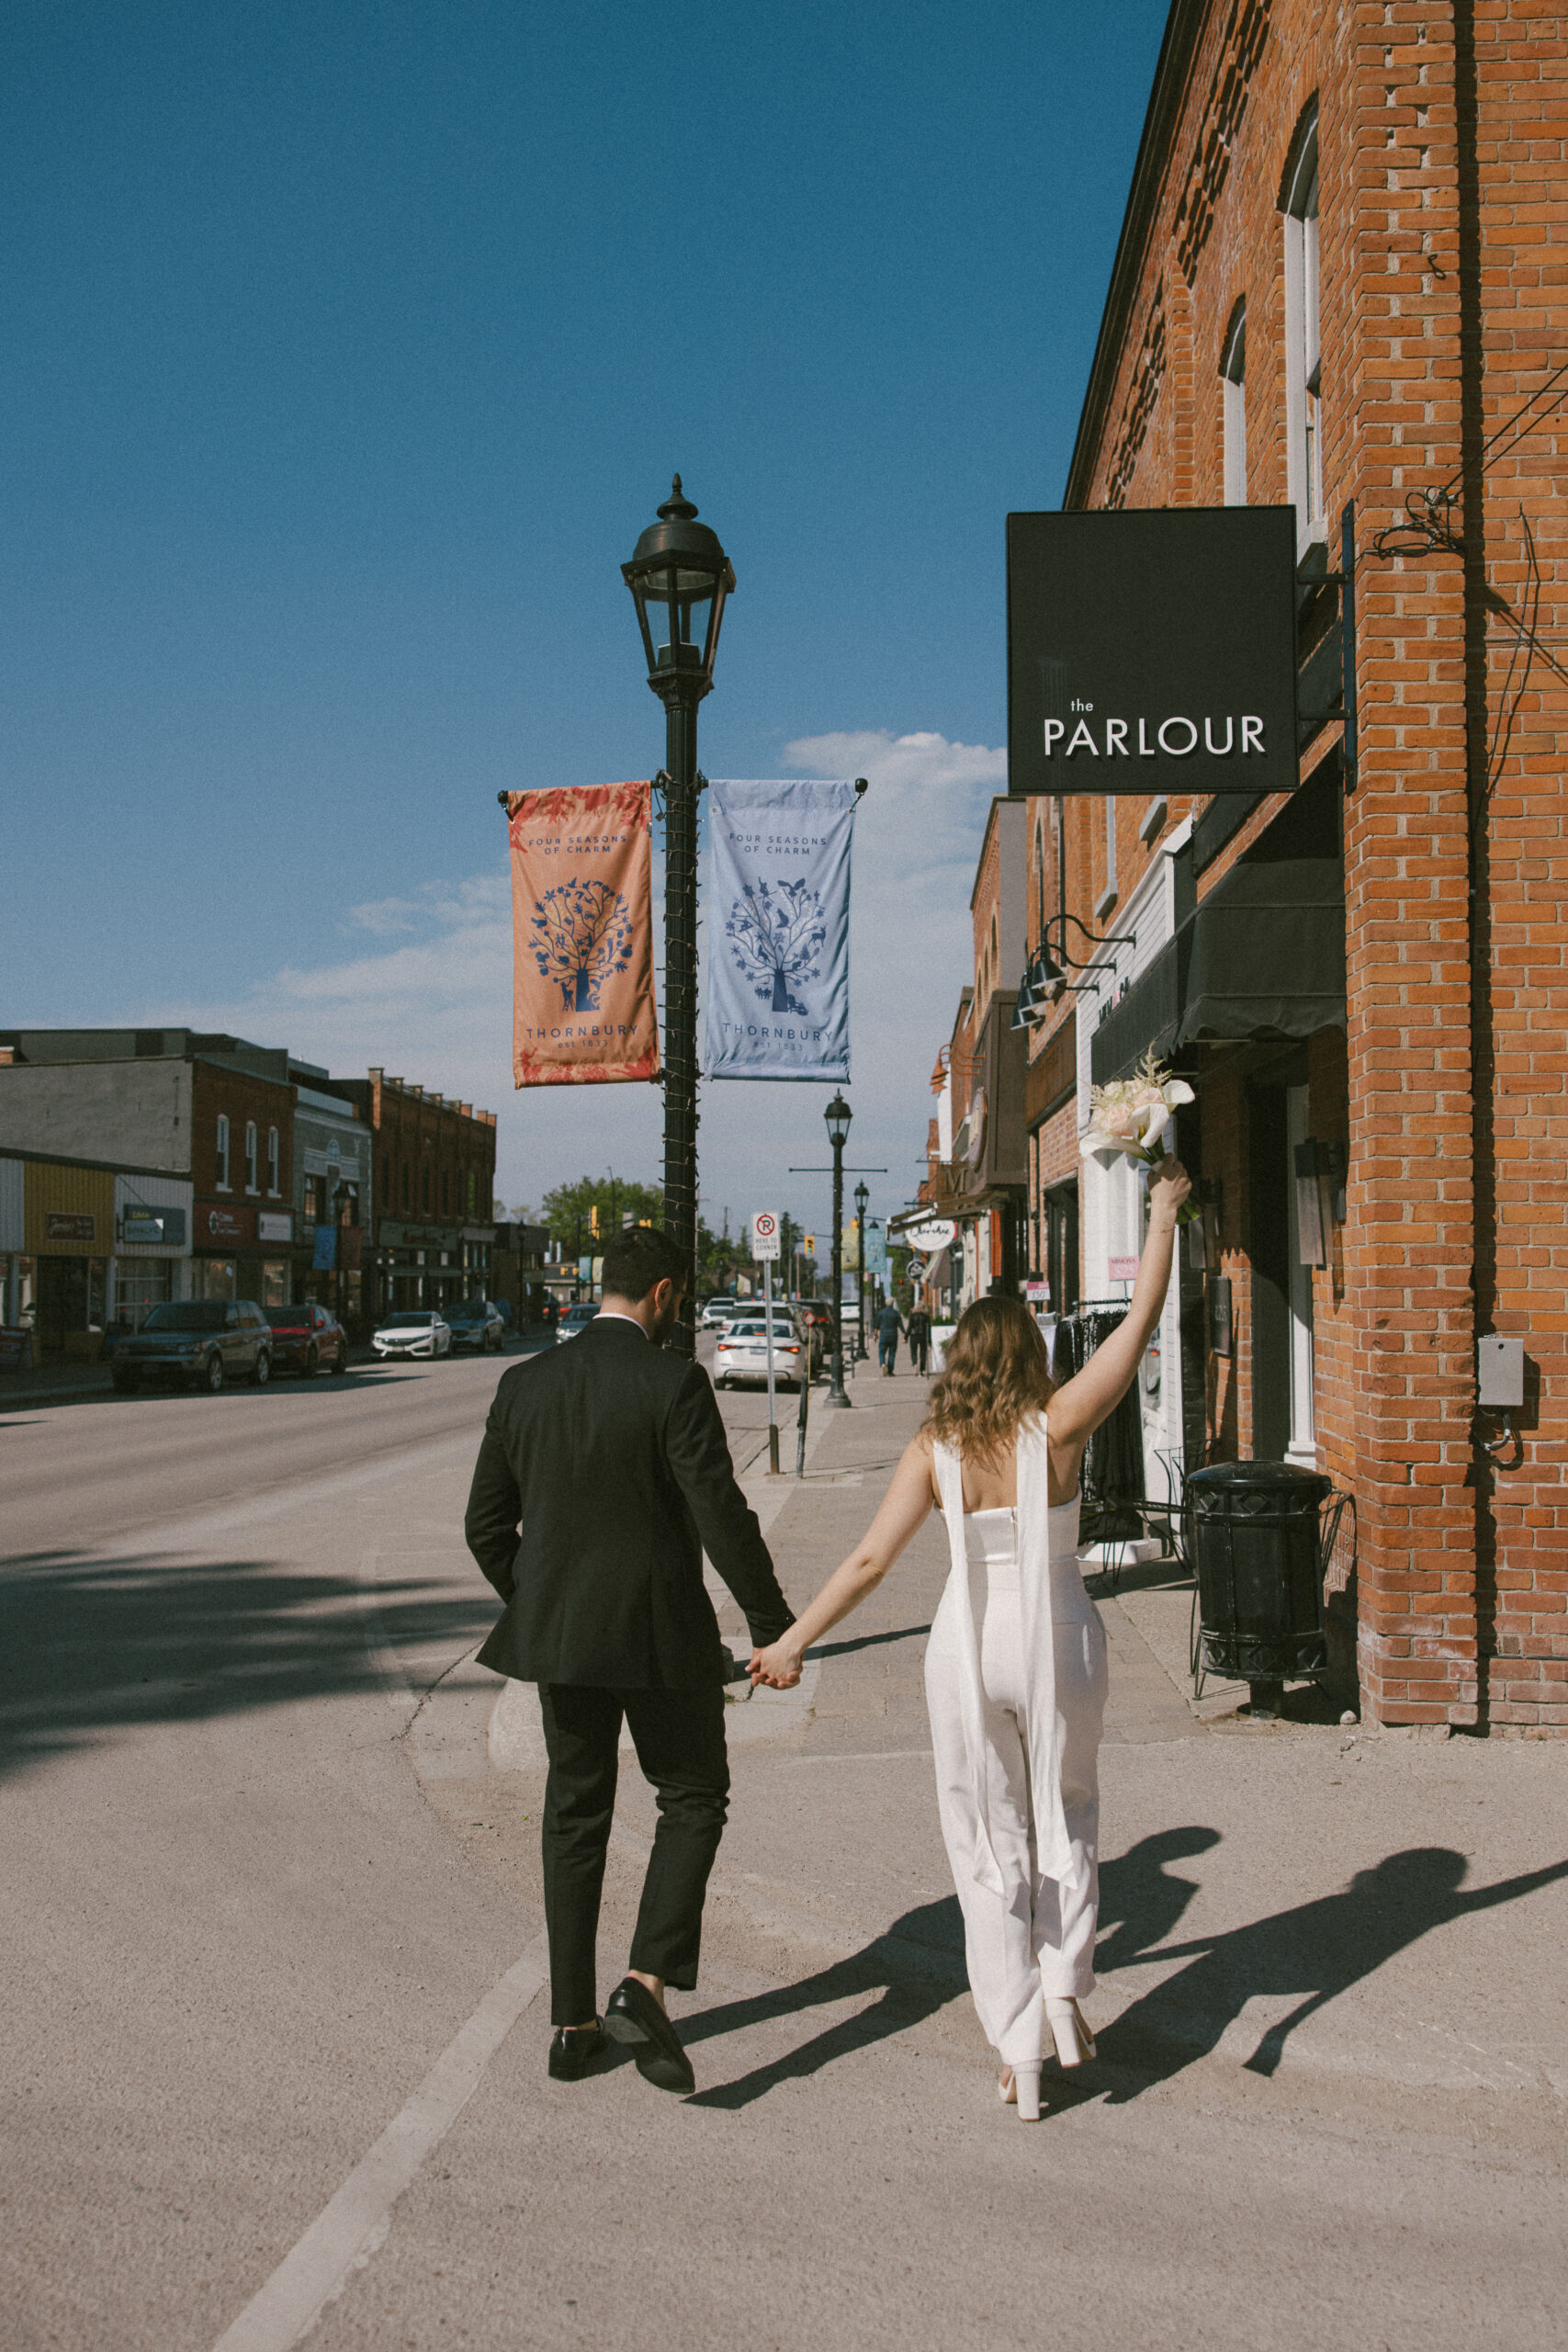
[1090,856,1345,1084]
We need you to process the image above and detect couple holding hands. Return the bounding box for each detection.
[466,1160,1190,2115]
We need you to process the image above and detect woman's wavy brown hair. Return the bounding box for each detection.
[922,1295,1055,1462]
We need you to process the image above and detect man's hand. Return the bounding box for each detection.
[749,1638,803,1690]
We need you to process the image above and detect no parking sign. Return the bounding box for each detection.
[751,1211,781,1261]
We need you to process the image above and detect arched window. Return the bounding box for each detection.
[1280,101,1322,540]
[243,1121,258,1193]
[1221,298,1247,506]
[216,1114,231,1190]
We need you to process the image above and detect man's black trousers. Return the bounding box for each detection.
[536,1680,729,2027]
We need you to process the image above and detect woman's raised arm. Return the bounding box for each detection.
[750,1433,936,1689]
[1047,1159,1192,1451]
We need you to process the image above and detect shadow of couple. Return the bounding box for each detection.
[678,1828,1568,2109]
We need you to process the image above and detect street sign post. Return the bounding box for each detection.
[751,1213,783,1473]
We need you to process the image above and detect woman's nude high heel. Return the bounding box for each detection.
[1045,1997,1095,2068]
[998,2064,1043,2120]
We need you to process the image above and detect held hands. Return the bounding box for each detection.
[1147,1156,1193,1227]
[749,1639,804,1690]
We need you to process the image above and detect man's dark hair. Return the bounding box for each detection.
[601,1223,690,1302]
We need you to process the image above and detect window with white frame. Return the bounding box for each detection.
[1222,300,1247,506]
[1282,104,1323,543]
[266,1125,279,1196]
[244,1121,258,1193]
[215,1114,231,1190]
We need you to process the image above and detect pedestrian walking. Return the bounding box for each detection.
[875,1297,905,1376]
[752,1159,1190,2119]
[465,1224,795,2095]
[908,1304,931,1376]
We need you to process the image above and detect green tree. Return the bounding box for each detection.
[540,1174,664,1248]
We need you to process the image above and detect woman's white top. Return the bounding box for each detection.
[932,1418,1086,1894]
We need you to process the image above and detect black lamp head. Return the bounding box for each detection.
[824,1091,852,1149]
[622,476,735,699]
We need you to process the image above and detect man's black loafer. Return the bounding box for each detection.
[547,2022,604,2081]
[604,1976,695,2094]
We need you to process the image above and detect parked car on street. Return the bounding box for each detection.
[699,1297,739,1330]
[111,1300,273,1395]
[713,1313,807,1390]
[263,1301,348,1378]
[556,1302,600,1341]
[446,1299,506,1353]
[371,1310,452,1361]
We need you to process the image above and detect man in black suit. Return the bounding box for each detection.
[465,1223,794,2094]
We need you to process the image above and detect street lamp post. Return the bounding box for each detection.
[824,1092,852,1407]
[853,1180,870,1364]
[623,478,735,1360]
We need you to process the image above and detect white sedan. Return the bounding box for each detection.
[371,1311,452,1360]
[713,1317,806,1390]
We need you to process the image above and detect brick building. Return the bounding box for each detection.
[1005,0,1568,1732]
[338,1069,498,1319]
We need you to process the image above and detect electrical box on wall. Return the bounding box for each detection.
[1477,1334,1524,1409]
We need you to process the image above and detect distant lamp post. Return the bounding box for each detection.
[853,1181,870,1363]
[623,477,735,1359]
[825,1091,852,1407]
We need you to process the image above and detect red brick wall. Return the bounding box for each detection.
[189,1062,293,1204]
[1055,0,1568,1729]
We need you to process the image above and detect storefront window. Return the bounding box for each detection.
[114,1260,173,1329]
[197,1258,237,1301]
[261,1260,288,1306]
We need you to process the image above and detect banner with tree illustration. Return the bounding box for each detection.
[705,778,855,1081]
[506,782,660,1086]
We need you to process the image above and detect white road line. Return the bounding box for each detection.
[209,1930,549,2352]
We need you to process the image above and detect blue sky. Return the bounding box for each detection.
[2,0,1168,1237]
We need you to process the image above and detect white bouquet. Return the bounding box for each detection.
[1082,1051,1200,1220]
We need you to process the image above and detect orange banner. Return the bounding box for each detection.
[507,782,660,1087]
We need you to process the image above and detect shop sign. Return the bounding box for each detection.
[197,1202,254,1247]
[256,1211,294,1244]
[45,1212,96,1243]
[120,1207,186,1247]
[1007,506,1299,798]
[900,1217,957,1256]
[312,1225,338,1271]
[0,1327,33,1373]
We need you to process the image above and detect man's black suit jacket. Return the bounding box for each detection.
[465,1316,794,1690]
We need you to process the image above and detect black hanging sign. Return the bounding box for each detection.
[1007,506,1300,797]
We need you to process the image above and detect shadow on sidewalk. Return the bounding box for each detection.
[1094,1843,1568,2096]
[0,1546,498,1783]
[682,1896,966,2109]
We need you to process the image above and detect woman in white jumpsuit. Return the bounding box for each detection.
[752,1157,1190,2118]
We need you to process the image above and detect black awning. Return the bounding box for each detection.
[1176,855,1345,1046]
[1089,936,1181,1085]
[1089,854,1345,1085]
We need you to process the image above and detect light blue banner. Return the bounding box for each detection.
[705,779,855,1081]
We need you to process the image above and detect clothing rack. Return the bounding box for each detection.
[1050,1301,1146,1543]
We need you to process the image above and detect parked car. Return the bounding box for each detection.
[713,1314,807,1390]
[263,1301,348,1378]
[556,1302,600,1341]
[447,1299,506,1353]
[371,1310,452,1361]
[111,1299,272,1395]
[700,1297,739,1331]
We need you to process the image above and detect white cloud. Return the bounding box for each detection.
[141,729,996,1238]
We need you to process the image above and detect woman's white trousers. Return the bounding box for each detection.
[925,1567,1108,2065]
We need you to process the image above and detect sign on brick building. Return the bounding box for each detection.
[1006,506,1299,798]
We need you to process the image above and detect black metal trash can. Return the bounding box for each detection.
[1186,1460,1332,1718]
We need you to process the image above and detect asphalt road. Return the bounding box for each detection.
[4,1340,1564,2352]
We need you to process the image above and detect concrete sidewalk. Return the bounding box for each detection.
[362,1361,1568,2352]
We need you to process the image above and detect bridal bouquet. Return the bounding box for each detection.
[1082,1051,1200,1221]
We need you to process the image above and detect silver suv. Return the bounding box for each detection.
[112,1300,272,1395]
